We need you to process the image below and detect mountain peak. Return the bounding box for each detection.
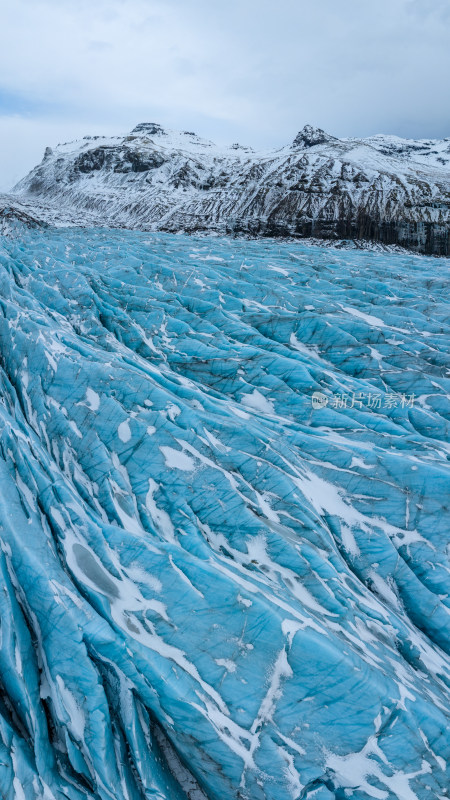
[292,125,336,148]
[131,122,166,136]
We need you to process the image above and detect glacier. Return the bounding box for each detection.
[0,225,449,800]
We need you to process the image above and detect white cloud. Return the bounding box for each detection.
[0,0,449,190]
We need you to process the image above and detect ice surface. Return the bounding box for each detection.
[0,227,449,799]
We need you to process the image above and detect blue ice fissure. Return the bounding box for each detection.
[0,227,449,800]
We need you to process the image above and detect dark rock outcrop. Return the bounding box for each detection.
[292,124,338,149]
[0,197,48,234]
[131,122,166,136]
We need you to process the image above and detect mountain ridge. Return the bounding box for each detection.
[7,122,450,254]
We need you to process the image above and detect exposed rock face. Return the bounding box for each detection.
[0,195,48,234]
[292,124,337,148]
[72,146,166,175]
[10,123,450,254]
[130,122,166,136]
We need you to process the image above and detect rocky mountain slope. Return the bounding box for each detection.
[0,193,48,234]
[11,122,450,254]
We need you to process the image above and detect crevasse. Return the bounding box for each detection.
[0,228,449,800]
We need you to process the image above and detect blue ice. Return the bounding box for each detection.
[0,227,449,799]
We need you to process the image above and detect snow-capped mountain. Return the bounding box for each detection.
[11,122,450,254]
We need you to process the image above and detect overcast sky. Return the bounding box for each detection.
[0,0,449,190]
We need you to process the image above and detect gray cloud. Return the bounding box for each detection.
[0,0,449,190]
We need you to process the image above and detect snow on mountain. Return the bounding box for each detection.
[0,193,48,234]
[0,225,449,799]
[11,122,450,254]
